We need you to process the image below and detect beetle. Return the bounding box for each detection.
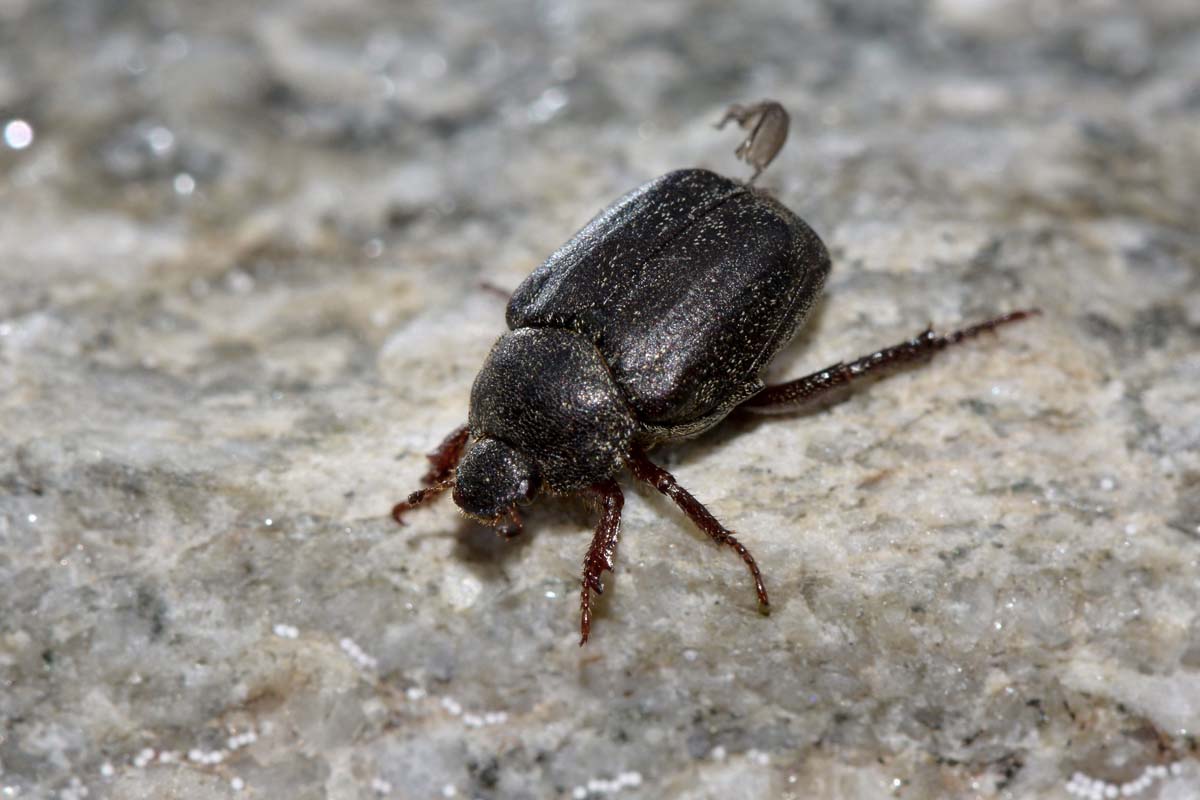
[393,99,1035,644]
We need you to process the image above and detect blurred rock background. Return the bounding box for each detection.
[1,0,1198,798]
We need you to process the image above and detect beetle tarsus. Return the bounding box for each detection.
[716,100,789,184]
[626,446,770,610]
[742,309,1040,413]
[579,480,624,645]
[391,479,455,525]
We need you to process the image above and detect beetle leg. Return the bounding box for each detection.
[579,479,625,646]
[626,446,770,611]
[391,479,454,525]
[421,424,471,485]
[715,100,789,184]
[741,309,1039,413]
[391,425,469,524]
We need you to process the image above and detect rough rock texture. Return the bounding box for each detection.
[2,1,1199,798]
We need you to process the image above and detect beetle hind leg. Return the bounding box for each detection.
[715,100,790,184]
[579,480,625,645]
[626,446,770,611]
[741,309,1039,413]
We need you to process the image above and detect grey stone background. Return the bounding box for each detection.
[2,1,1199,798]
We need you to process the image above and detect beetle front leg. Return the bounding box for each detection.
[626,446,770,611]
[421,423,470,484]
[391,479,454,525]
[741,310,1039,413]
[579,479,624,645]
[391,424,469,524]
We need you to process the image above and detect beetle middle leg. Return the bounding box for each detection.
[741,310,1039,413]
[580,479,624,645]
[626,446,770,611]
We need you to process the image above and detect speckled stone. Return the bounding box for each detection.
[1,1,1199,799]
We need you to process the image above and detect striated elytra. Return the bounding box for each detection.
[393,100,1036,644]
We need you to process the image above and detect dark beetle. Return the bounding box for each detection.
[394,100,1034,643]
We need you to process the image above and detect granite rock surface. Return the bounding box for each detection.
[1,1,1199,798]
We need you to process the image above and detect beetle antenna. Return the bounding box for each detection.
[391,479,454,526]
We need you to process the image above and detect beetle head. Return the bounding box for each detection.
[452,437,541,522]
